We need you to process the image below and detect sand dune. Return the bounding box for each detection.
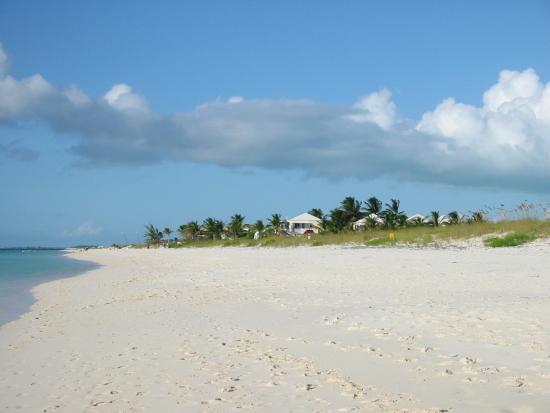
[1,244,550,412]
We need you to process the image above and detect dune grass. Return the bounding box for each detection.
[484,232,537,248]
[161,219,550,249]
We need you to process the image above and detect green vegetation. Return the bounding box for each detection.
[308,208,324,219]
[253,219,265,234]
[484,232,537,248]
[202,217,224,240]
[152,220,550,248]
[227,214,246,239]
[340,196,363,224]
[381,199,407,229]
[178,221,200,240]
[141,195,550,249]
[268,213,282,235]
[430,211,440,227]
[144,224,162,245]
[364,196,383,216]
[159,220,549,249]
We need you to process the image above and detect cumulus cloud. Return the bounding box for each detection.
[103,83,149,112]
[348,88,397,130]
[417,68,550,180]
[0,42,549,191]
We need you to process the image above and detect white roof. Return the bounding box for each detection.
[406,214,425,222]
[422,214,451,224]
[287,213,322,223]
[354,214,384,224]
[438,214,451,224]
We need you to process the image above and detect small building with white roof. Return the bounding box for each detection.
[406,214,425,225]
[287,213,322,235]
[352,214,384,230]
[422,214,452,225]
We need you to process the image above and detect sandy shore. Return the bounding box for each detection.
[1,244,550,412]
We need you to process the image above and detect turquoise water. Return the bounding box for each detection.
[0,249,97,326]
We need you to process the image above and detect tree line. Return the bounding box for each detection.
[144,196,485,244]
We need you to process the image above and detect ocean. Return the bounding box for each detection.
[0,249,97,326]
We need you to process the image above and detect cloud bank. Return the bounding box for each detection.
[1,43,549,191]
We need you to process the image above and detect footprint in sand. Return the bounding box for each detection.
[323,315,343,326]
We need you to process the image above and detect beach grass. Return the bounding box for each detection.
[484,232,537,248]
[162,219,550,249]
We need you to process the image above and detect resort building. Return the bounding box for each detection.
[406,214,425,225]
[287,213,322,235]
[422,214,452,225]
[352,214,384,230]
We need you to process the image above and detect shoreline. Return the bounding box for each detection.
[0,250,98,327]
[1,245,550,412]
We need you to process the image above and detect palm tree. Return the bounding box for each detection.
[408,216,424,226]
[364,215,379,229]
[381,199,406,229]
[215,220,225,238]
[268,213,282,235]
[254,220,265,233]
[308,208,324,219]
[163,227,172,239]
[329,208,348,232]
[448,211,460,225]
[471,210,485,223]
[203,218,224,240]
[179,221,200,240]
[144,224,162,245]
[430,211,440,227]
[320,215,333,232]
[340,196,362,226]
[228,214,245,239]
[364,197,383,216]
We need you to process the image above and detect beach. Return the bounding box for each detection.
[1,245,549,412]
[0,250,97,326]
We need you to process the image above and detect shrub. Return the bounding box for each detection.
[484,232,536,248]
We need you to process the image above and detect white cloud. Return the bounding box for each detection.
[0,42,549,192]
[416,98,484,146]
[483,68,542,112]
[103,83,148,112]
[416,68,550,177]
[228,96,244,104]
[349,88,397,130]
[64,222,103,237]
[64,85,91,106]
[0,73,54,120]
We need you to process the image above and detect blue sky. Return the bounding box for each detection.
[1,0,549,246]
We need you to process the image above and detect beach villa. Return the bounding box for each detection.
[422,214,452,225]
[352,214,384,230]
[287,213,322,235]
[406,214,425,225]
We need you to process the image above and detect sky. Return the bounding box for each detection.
[1,0,549,247]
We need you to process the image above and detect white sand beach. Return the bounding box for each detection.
[1,244,550,412]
